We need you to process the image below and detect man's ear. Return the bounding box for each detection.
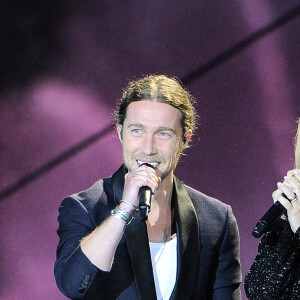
[116,124,123,143]
[185,130,192,145]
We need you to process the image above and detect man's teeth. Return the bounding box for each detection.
[137,160,159,167]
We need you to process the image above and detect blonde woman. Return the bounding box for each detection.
[245,119,300,299]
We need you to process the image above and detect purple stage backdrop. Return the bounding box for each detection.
[1,1,300,299]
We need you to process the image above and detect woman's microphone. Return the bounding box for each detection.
[252,194,289,238]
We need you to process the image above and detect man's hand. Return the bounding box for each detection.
[122,164,161,209]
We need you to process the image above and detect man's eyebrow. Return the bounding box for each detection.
[156,126,176,133]
[127,123,144,128]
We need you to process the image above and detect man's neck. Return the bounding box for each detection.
[146,171,174,242]
[151,171,173,210]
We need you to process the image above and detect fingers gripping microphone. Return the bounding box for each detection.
[138,163,154,221]
[252,197,288,238]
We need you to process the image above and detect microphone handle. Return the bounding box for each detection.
[252,201,286,238]
[139,186,152,221]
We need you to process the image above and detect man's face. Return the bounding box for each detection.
[117,100,185,180]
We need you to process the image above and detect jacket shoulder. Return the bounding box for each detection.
[66,177,112,209]
[185,185,229,213]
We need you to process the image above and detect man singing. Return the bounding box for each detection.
[54,74,242,299]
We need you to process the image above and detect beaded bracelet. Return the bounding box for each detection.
[111,205,135,225]
[119,200,138,211]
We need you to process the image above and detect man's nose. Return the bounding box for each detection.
[142,134,157,155]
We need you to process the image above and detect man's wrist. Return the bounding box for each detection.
[111,205,136,225]
[119,200,138,212]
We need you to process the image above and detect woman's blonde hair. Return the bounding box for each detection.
[295,118,300,169]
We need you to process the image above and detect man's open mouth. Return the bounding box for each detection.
[137,160,159,168]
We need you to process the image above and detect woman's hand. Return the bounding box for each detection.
[272,169,300,233]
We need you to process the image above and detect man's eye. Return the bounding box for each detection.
[158,131,171,138]
[132,129,142,134]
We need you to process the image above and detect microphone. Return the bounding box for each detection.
[139,186,152,221]
[252,197,287,238]
[138,163,154,221]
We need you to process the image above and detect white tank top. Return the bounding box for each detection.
[149,237,177,300]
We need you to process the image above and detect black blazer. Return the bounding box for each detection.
[54,165,242,299]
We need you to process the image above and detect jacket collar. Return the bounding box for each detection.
[171,176,201,299]
[111,165,200,300]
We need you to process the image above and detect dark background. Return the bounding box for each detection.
[1,1,300,299]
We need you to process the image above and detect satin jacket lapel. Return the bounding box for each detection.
[171,176,201,300]
[111,165,156,300]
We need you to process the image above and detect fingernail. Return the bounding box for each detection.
[284,176,288,180]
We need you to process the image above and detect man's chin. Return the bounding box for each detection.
[157,168,173,181]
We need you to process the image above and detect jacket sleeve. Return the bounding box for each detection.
[54,196,109,299]
[213,205,242,300]
[244,219,300,300]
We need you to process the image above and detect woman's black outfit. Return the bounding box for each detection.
[245,219,300,299]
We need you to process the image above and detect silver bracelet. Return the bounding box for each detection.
[119,200,138,211]
[111,205,135,225]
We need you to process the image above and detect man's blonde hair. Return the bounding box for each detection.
[115,74,197,145]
